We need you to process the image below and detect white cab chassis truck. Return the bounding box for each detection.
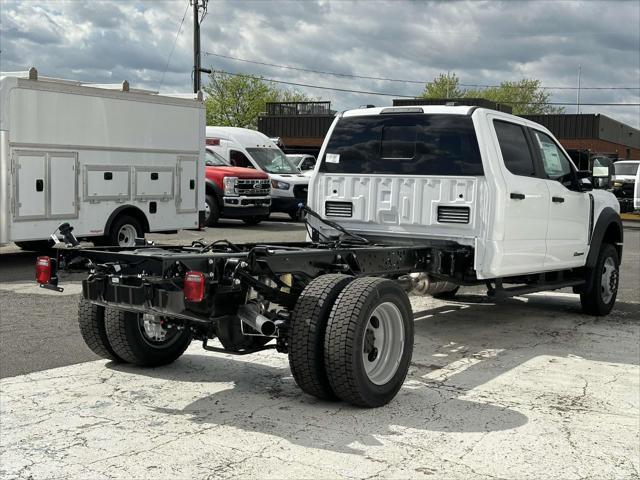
[205,126,309,219]
[41,105,622,408]
[1,69,205,249]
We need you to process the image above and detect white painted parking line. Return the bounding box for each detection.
[1,294,638,479]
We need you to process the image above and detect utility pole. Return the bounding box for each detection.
[576,65,582,114]
[192,0,210,94]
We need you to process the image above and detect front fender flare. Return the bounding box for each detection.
[586,207,623,268]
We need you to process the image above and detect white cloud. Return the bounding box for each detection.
[1,0,638,126]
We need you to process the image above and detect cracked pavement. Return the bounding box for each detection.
[0,227,638,479]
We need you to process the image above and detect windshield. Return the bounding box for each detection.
[320,114,483,175]
[246,148,299,174]
[614,162,639,176]
[287,155,304,166]
[205,150,227,166]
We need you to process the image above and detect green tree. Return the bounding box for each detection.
[204,71,313,129]
[420,73,564,115]
[420,72,464,99]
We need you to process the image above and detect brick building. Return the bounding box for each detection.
[258,100,640,163]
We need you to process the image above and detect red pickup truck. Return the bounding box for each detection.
[205,149,271,226]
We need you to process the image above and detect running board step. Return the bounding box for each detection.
[487,279,585,299]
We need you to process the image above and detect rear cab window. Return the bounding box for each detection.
[493,120,536,177]
[320,114,483,175]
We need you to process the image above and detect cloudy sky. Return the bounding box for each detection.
[1,0,639,126]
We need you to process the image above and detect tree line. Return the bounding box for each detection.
[204,70,563,129]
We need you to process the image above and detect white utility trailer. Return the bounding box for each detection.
[0,68,205,249]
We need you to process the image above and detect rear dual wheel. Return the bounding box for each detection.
[77,300,191,366]
[289,275,414,407]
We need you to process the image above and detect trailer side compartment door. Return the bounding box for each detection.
[49,153,78,218]
[14,151,46,220]
[176,156,198,212]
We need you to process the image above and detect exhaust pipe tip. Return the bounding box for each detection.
[260,321,276,337]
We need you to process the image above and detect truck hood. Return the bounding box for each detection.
[268,173,309,185]
[206,166,268,179]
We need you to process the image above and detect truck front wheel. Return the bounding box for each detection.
[580,243,619,316]
[104,310,192,366]
[205,194,220,226]
[324,277,414,407]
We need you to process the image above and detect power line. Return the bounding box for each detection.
[204,51,640,91]
[212,70,640,106]
[211,70,415,97]
[159,1,190,91]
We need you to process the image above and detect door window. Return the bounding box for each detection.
[532,130,574,185]
[229,150,254,169]
[494,120,536,177]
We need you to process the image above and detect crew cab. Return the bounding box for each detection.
[39,105,623,409]
[204,147,270,226]
[206,127,309,220]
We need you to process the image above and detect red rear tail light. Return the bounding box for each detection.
[35,256,51,284]
[184,271,206,302]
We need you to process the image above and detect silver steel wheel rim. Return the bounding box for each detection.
[138,314,180,348]
[601,257,618,304]
[362,302,405,385]
[117,224,137,247]
[204,201,211,222]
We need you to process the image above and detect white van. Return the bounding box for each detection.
[0,69,205,249]
[205,127,308,219]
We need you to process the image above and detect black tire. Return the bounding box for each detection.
[324,277,414,408]
[433,286,460,300]
[14,240,52,251]
[104,309,192,366]
[205,194,220,226]
[98,215,144,247]
[242,216,267,226]
[289,274,354,400]
[77,300,124,362]
[580,243,620,316]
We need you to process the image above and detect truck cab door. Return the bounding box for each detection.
[492,120,550,276]
[529,129,591,269]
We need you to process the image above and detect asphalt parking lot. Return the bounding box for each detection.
[1,221,638,479]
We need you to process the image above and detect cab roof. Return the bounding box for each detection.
[205,126,277,148]
[342,105,477,117]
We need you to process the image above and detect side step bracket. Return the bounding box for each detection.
[487,278,585,299]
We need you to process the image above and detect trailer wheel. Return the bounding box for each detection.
[77,300,123,362]
[580,243,619,316]
[104,310,192,366]
[289,274,354,400]
[205,194,220,226]
[324,277,414,408]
